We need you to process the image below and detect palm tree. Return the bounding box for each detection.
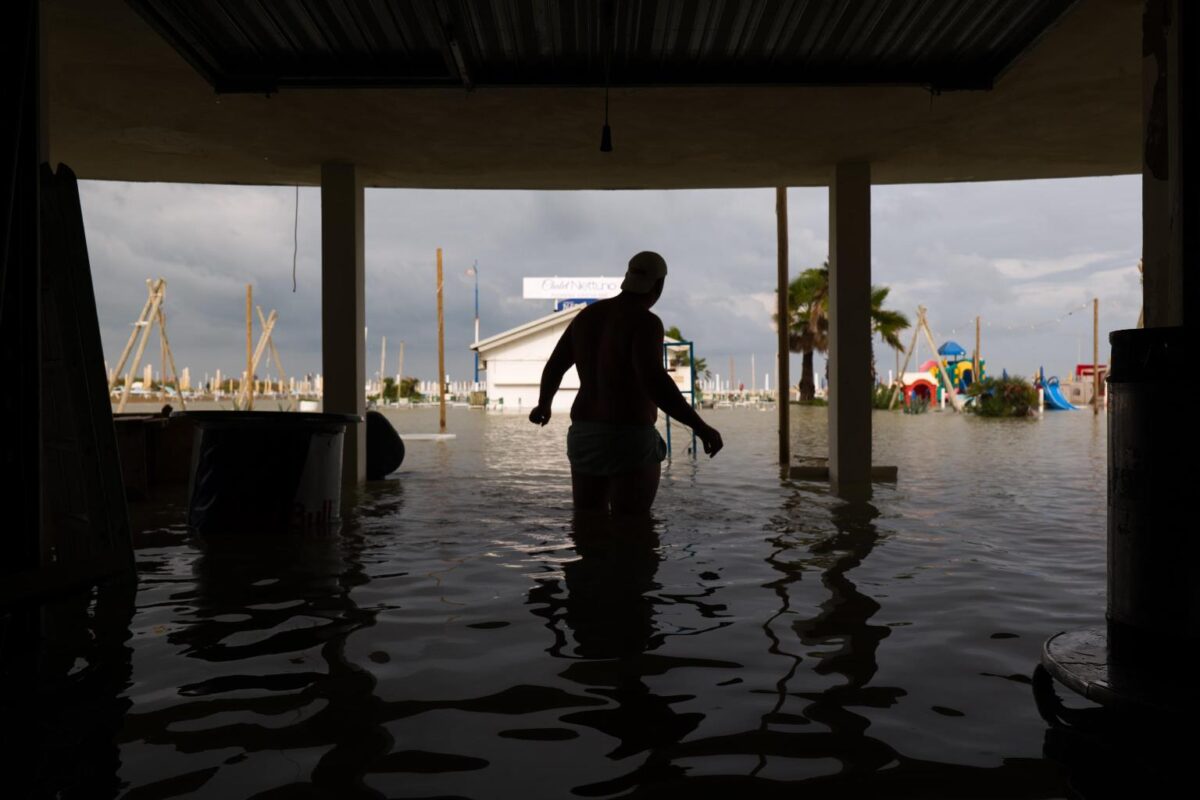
[869,285,910,381]
[775,264,829,401]
[776,262,910,401]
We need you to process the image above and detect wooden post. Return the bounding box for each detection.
[437,248,447,432]
[159,307,166,402]
[244,284,253,409]
[1093,297,1100,414]
[237,310,278,408]
[888,308,923,409]
[974,316,981,382]
[117,279,165,412]
[257,306,287,408]
[156,305,186,410]
[919,310,963,411]
[775,187,789,467]
[108,280,155,392]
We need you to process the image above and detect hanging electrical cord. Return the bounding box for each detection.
[291,185,299,292]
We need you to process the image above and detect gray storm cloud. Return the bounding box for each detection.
[80,176,1140,388]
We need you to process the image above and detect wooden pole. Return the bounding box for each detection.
[117,280,165,412]
[974,315,981,382]
[1093,297,1100,414]
[238,311,278,408]
[437,248,447,432]
[156,305,186,410]
[160,304,167,402]
[245,284,253,410]
[918,310,963,411]
[257,306,288,407]
[109,279,157,392]
[775,187,790,467]
[888,312,923,409]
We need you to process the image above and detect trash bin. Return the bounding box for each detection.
[179,411,359,534]
[1107,327,1193,659]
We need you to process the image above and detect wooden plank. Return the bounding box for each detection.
[36,163,133,586]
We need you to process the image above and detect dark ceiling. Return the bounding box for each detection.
[126,0,1079,94]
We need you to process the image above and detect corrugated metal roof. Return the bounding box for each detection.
[127,0,1079,93]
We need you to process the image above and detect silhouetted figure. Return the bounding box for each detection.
[529,251,722,513]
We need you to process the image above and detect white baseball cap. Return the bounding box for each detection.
[621,251,668,293]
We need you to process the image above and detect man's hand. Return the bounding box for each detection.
[696,424,723,457]
[529,405,552,426]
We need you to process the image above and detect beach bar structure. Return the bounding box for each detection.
[1,0,1194,709]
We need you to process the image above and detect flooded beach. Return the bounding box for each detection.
[9,406,1124,797]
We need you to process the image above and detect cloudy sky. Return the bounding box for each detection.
[80,175,1141,389]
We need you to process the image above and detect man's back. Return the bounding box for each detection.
[529,251,722,514]
[569,296,658,426]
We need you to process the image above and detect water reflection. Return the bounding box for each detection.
[4,407,1126,797]
[528,513,738,795]
[746,498,903,780]
[119,529,393,797]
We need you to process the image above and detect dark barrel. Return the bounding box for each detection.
[1107,327,1195,656]
[179,411,360,535]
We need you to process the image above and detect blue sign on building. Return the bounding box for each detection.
[555,298,598,312]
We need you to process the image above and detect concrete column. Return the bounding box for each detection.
[1143,0,1197,326]
[828,162,872,501]
[321,162,366,483]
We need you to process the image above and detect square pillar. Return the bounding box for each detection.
[828,162,872,501]
[1143,0,1196,326]
[321,163,366,484]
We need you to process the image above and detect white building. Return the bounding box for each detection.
[471,305,691,412]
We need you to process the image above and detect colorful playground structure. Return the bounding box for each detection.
[898,340,985,407]
[1034,365,1109,411]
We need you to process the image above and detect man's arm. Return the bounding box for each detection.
[632,314,723,456]
[529,323,575,425]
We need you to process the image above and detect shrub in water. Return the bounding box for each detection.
[873,384,899,410]
[903,395,930,414]
[966,376,1037,417]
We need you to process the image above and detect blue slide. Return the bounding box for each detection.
[1039,369,1078,411]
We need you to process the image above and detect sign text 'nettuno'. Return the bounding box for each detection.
[522,277,622,299]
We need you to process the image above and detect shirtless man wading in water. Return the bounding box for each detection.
[529,251,724,514]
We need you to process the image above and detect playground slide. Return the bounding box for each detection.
[1042,380,1078,411]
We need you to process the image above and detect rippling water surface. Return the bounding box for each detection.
[11,407,1119,797]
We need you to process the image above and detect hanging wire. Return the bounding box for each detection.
[945,301,1093,335]
[291,185,299,292]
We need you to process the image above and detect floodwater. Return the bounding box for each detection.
[6,406,1158,798]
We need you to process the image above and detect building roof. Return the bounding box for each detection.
[471,303,681,354]
[471,305,585,354]
[47,0,1139,188]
